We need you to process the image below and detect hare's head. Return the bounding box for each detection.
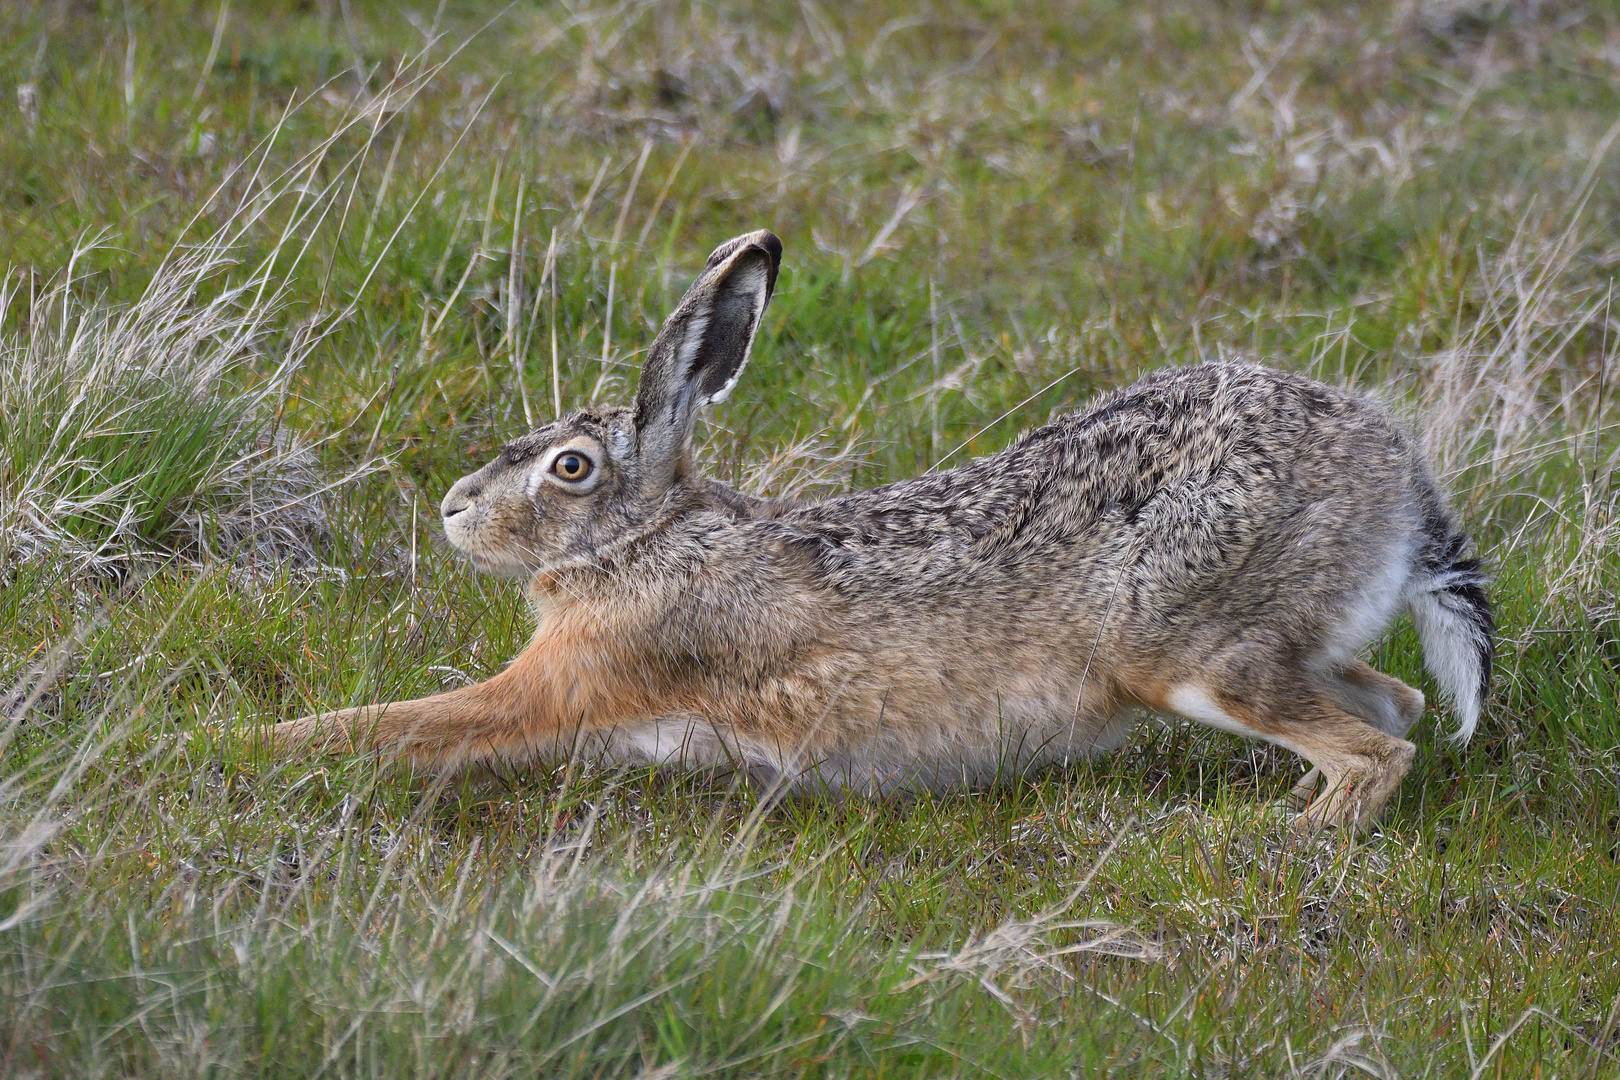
[440,230,782,576]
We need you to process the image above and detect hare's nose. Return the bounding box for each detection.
[441,481,480,519]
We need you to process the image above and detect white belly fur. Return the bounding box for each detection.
[589,694,1137,796]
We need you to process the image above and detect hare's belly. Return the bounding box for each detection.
[591,695,1135,795]
[592,718,746,770]
[786,700,1136,796]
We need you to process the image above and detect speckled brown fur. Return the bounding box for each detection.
[273,230,1492,834]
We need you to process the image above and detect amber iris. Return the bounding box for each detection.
[553,453,593,481]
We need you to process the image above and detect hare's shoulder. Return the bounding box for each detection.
[779,448,1042,552]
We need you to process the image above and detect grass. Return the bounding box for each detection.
[2,0,1620,1075]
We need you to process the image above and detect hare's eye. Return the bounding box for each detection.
[552,452,594,482]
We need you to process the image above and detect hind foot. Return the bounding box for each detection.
[1289,766,1322,811]
[1289,740,1415,836]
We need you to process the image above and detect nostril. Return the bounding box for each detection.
[442,479,481,520]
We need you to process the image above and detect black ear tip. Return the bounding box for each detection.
[707,229,783,275]
[755,230,783,270]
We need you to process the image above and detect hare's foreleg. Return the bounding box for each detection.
[271,657,558,769]
[1289,660,1426,808]
[1165,661,1416,834]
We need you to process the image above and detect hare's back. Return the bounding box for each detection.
[786,363,1424,604]
[1043,362,1417,518]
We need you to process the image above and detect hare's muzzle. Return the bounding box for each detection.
[440,474,486,561]
[440,476,480,521]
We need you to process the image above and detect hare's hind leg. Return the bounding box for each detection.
[1324,661,1426,737]
[1289,661,1425,808]
[1165,659,1415,834]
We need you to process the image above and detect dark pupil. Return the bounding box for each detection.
[560,455,582,476]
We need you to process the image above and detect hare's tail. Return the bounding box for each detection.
[1405,511,1493,742]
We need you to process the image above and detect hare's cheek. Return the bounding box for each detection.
[525,461,550,499]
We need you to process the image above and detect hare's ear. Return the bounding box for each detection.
[633,229,782,486]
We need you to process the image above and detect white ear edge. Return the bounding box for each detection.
[674,310,711,377]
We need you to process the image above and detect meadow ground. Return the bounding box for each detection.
[2,0,1619,1075]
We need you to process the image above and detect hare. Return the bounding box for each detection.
[272,229,1493,834]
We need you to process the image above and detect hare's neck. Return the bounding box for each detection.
[523,478,786,616]
[689,476,781,518]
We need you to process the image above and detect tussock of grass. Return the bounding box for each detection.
[0,244,325,579]
[2,0,1620,1075]
[0,51,464,581]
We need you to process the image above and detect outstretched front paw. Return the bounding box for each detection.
[269,713,355,757]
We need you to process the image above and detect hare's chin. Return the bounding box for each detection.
[466,549,542,578]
